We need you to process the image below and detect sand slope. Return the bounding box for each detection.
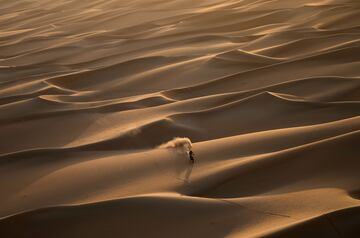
[0,0,360,237]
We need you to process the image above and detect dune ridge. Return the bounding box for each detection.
[0,0,360,237]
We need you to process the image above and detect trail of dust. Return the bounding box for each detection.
[158,137,193,153]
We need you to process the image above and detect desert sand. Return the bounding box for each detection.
[0,0,360,237]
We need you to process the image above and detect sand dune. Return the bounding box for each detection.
[1,0,360,237]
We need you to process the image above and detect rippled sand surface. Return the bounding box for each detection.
[1,0,360,237]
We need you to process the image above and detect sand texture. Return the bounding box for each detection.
[0,0,360,237]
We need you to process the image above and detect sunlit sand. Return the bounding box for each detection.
[0,0,360,237]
